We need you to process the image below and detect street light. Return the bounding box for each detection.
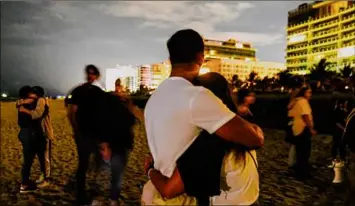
[1,93,8,98]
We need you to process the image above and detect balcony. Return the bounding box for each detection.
[341,22,355,33]
[287,45,308,52]
[312,20,339,32]
[309,37,338,48]
[311,29,339,40]
[287,21,309,31]
[286,53,308,60]
[287,61,307,67]
[341,13,355,24]
[342,32,355,41]
[340,4,355,15]
[310,13,339,25]
[311,47,338,55]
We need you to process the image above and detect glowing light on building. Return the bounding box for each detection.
[1,93,8,98]
[338,46,355,58]
[199,68,210,75]
[288,34,306,43]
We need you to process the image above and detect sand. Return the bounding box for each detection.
[0,100,349,205]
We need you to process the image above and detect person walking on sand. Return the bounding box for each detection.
[67,65,105,206]
[288,87,317,179]
[143,29,264,205]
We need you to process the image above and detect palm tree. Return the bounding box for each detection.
[231,74,242,89]
[277,70,293,89]
[340,64,354,79]
[247,71,258,90]
[309,58,337,89]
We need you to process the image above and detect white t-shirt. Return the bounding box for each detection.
[144,77,236,177]
[212,150,259,205]
[141,150,259,205]
[289,97,313,136]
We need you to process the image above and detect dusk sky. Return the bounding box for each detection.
[1,1,307,95]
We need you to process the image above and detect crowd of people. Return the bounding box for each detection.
[14,29,355,206]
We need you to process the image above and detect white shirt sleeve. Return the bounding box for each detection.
[190,87,236,134]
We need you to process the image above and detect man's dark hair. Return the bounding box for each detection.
[85,64,100,77]
[18,86,32,99]
[167,29,204,65]
[32,86,45,97]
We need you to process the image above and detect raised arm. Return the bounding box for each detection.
[19,98,46,120]
[190,88,264,149]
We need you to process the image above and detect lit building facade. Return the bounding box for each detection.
[204,39,257,61]
[138,65,152,88]
[151,61,171,89]
[204,59,286,81]
[105,65,139,93]
[286,1,355,74]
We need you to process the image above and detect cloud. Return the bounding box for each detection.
[100,2,254,29]
[99,2,283,46]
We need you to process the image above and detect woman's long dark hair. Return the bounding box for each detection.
[195,72,248,167]
[295,86,310,98]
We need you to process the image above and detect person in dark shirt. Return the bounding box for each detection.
[66,65,105,206]
[16,86,43,193]
[98,91,136,206]
[329,100,348,167]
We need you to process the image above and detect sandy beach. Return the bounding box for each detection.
[0,100,349,205]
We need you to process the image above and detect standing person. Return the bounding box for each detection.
[66,65,105,206]
[142,72,261,205]
[286,87,301,169]
[328,100,348,167]
[144,29,263,205]
[18,86,52,188]
[342,106,355,206]
[98,91,136,206]
[288,87,317,179]
[236,89,256,123]
[112,78,144,122]
[16,86,38,193]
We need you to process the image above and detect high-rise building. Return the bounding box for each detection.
[204,38,257,61]
[151,61,171,89]
[138,65,152,88]
[204,59,286,81]
[286,1,355,75]
[105,65,139,93]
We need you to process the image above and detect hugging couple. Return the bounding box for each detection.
[141,29,264,205]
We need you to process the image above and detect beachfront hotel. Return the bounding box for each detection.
[286,1,355,75]
[204,38,257,61]
[204,59,286,81]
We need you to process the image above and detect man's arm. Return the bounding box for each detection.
[215,116,264,149]
[19,98,46,120]
[148,168,185,199]
[67,104,79,134]
[191,88,264,149]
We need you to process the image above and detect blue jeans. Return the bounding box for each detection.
[19,128,46,184]
[110,150,129,201]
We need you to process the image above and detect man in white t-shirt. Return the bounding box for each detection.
[144,29,264,183]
